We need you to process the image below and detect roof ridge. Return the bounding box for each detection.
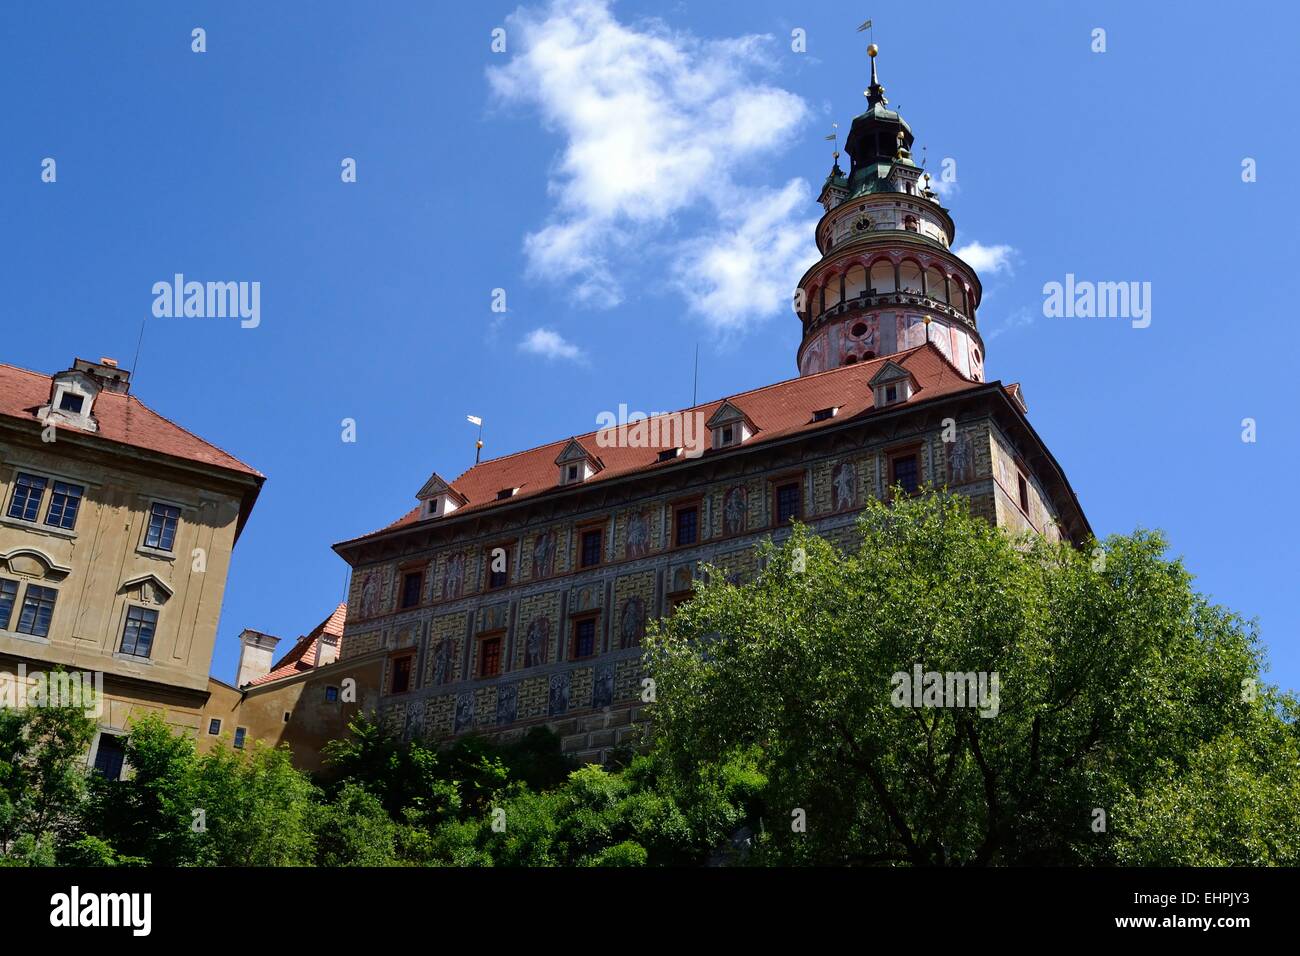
[126,393,264,478]
[447,351,923,485]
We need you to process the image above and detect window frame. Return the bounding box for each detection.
[389,652,415,695]
[119,603,160,658]
[142,501,182,553]
[569,612,600,661]
[207,718,222,736]
[477,631,504,678]
[15,583,58,638]
[671,497,702,549]
[399,568,424,609]
[7,472,48,523]
[484,539,515,590]
[886,443,923,499]
[577,520,607,569]
[325,685,339,703]
[91,732,127,780]
[44,480,84,531]
[233,727,248,750]
[0,577,18,631]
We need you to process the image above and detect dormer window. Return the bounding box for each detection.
[812,406,839,422]
[555,439,599,486]
[496,487,519,500]
[869,361,915,409]
[415,471,468,519]
[657,447,682,462]
[41,368,101,433]
[705,402,755,451]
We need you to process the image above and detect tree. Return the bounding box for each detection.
[645,489,1297,865]
[0,700,96,865]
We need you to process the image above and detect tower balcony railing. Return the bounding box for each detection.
[806,291,975,333]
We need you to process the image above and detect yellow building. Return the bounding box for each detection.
[0,356,262,777]
[197,603,386,775]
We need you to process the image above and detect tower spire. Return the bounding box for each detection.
[866,43,887,106]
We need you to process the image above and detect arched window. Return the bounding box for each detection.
[823,274,842,311]
[899,261,923,294]
[870,260,896,294]
[844,264,867,300]
[925,268,947,303]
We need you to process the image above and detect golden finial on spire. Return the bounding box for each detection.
[867,42,878,57]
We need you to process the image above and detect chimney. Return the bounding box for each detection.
[236,629,280,686]
[73,357,131,394]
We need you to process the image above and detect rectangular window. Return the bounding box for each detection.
[487,547,509,589]
[93,734,126,780]
[891,454,919,494]
[8,473,47,522]
[580,528,603,568]
[59,392,85,414]
[572,617,597,659]
[1018,473,1030,513]
[144,503,180,551]
[283,711,291,723]
[325,685,339,703]
[674,505,698,547]
[0,578,17,631]
[776,483,802,524]
[233,727,247,750]
[479,636,502,677]
[400,570,423,608]
[207,718,222,735]
[119,605,159,658]
[44,481,84,531]
[390,655,413,694]
[16,584,57,638]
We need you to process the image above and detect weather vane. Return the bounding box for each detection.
[824,121,840,161]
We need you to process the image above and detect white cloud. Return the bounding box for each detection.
[954,241,1016,276]
[519,327,586,362]
[673,179,820,333]
[488,0,814,332]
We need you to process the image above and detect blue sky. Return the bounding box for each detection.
[2,0,1296,692]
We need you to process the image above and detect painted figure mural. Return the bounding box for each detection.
[496,684,518,726]
[359,572,379,619]
[832,461,856,512]
[532,530,557,579]
[625,511,650,559]
[443,552,465,600]
[619,596,645,649]
[523,616,550,668]
[593,664,615,710]
[432,638,455,686]
[454,692,475,733]
[723,485,747,536]
[948,432,974,484]
[548,672,570,716]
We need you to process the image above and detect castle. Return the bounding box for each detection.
[330,47,1090,763]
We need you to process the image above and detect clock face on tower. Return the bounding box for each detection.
[853,215,871,232]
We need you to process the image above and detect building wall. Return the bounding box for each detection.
[0,427,253,750]
[337,406,1059,765]
[197,653,385,775]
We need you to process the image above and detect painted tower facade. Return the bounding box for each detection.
[795,46,985,382]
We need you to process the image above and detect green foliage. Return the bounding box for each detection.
[88,714,317,866]
[0,698,96,863]
[646,489,1297,865]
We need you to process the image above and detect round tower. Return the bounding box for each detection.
[794,45,985,381]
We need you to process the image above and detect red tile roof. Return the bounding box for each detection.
[338,343,993,548]
[0,362,262,478]
[246,603,348,687]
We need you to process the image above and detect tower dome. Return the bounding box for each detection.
[795,46,986,382]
